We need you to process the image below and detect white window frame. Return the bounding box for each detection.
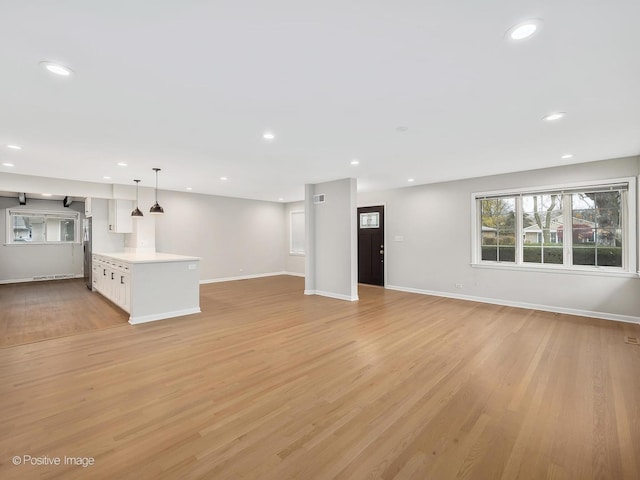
[470,177,637,277]
[290,210,305,256]
[5,208,81,246]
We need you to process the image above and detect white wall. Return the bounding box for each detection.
[284,201,305,276]
[358,156,640,322]
[305,178,358,301]
[0,196,85,282]
[154,190,285,281]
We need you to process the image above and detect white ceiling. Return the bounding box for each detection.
[1,1,639,202]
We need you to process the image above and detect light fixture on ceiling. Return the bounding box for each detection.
[561,154,574,159]
[117,162,128,167]
[103,176,111,180]
[6,144,22,150]
[42,193,52,197]
[186,187,193,191]
[39,61,74,77]
[350,159,360,165]
[506,20,542,41]
[149,168,164,214]
[263,132,275,141]
[408,178,415,183]
[220,176,228,181]
[2,162,14,167]
[543,112,566,122]
[131,179,144,217]
[278,197,285,202]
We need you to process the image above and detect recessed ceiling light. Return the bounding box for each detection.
[103,176,111,180]
[506,20,542,41]
[40,61,74,77]
[408,178,415,183]
[6,144,22,150]
[42,193,52,197]
[263,132,275,141]
[2,162,15,167]
[543,112,566,122]
[186,187,193,191]
[561,154,574,159]
[350,159,360,165]
[278,197,285,202]
[117,162,128,167]
[220,176,228,181]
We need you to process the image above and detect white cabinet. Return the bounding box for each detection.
[108,199,133,233]
[84,197,92,217]
[92,255,131,313]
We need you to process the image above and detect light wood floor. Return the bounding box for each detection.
[1,276,639,479]
[0,279,128,347]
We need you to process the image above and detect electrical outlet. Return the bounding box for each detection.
[455,283,462,289]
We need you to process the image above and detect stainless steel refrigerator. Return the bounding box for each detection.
[83,217,92,289]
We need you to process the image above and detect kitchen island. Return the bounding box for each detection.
[92,252,201,324]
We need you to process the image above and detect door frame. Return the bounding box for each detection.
[356,202,387,287]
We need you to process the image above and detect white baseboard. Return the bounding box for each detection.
[200,271,288,284]
[128,307,201,325]
[0,273,84,285]
[284,271,305,277]
[304,289,359,302]
[385,284,640,325]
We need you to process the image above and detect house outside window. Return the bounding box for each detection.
[472,179,636,273]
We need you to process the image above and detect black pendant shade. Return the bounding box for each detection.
[131,179,144,217]
[149,168,164,215]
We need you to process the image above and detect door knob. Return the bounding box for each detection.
[380,250,384,254]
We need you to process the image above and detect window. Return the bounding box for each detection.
[473,179,636,273]
[6,209,80,245]
[290,210,305,255]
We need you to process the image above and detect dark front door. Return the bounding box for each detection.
[358,206,384,286]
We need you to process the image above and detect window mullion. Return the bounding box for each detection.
[516,196,523,265]
[564,193,572,267]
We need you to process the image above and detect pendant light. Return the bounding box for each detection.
[149,167,164,214]
[131,179,143,217]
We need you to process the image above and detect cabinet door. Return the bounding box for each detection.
[84,197,92,217]
[118,272,131,313]
[108,200,133,233]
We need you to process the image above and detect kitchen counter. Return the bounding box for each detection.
[92,252,201,324]
[94,251,201,264]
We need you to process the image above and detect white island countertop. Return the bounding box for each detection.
[95,251,201,264]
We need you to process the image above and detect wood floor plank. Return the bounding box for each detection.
[0,275,638,480]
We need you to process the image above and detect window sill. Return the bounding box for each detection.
[4,242,80,246]
[471,262,639,279]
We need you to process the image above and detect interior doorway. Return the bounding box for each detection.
[357,205,385,286]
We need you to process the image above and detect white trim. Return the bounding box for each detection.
[304,289,359,301]
[0,273,83,284]
[470,262,639,278]
[385,284,640,325]
[284,271,305,277]
[128,307,201,325]
[473,176,634,198]
[200,271,287,284]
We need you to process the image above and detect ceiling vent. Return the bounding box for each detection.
[313,193,325,204]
